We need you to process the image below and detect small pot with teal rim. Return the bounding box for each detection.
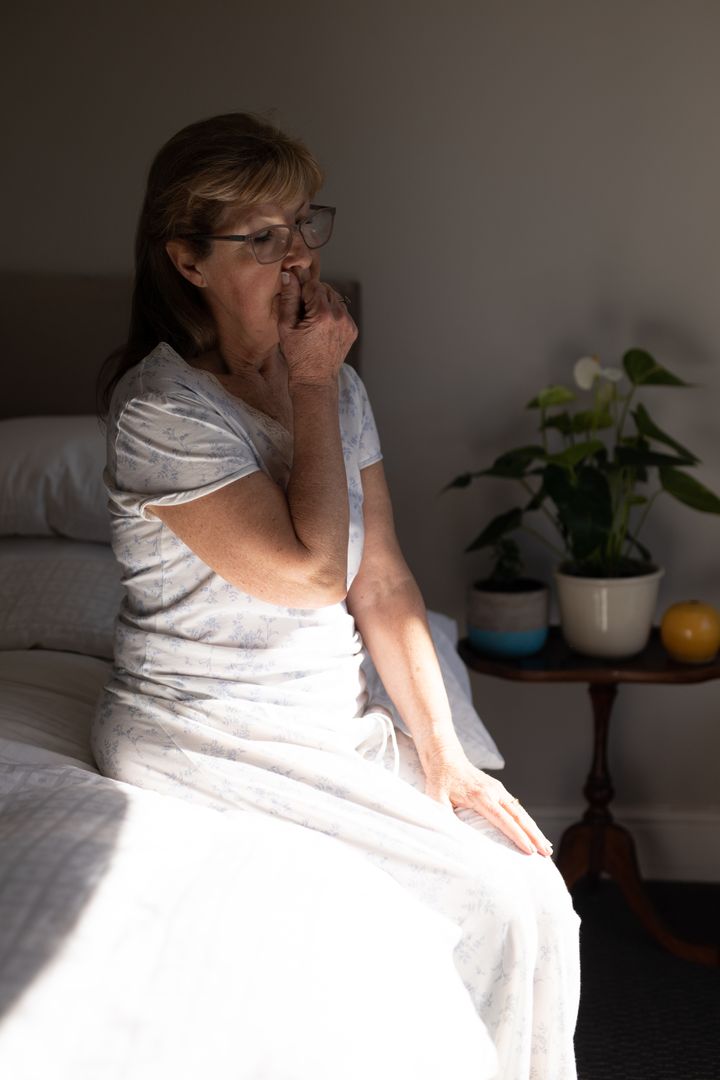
[467,577,549,658]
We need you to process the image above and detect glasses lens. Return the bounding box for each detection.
[250,225,293,264]
[300,208,334,249]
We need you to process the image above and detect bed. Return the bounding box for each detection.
[0,275,502,1078]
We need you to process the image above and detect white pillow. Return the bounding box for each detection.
[0,415,109,542]
[0,648,110,768]
[0,538,122,659]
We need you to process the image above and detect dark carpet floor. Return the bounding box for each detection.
[573,878,720,1080]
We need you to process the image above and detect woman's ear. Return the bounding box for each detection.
[165,240,207,288]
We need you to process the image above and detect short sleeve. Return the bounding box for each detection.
[108,391,261,519]
[344,366,383,470]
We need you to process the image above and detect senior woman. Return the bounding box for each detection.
[94,112,580,1079]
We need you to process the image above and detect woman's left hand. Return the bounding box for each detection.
[422,746,554,856]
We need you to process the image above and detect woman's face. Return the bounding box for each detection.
[192,196,318,358]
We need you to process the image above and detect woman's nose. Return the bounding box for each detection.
[281,227,313,271]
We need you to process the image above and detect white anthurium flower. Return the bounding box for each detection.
[573,355,624,390]
[574,356,601,389]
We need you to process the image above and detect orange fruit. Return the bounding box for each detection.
[660,601,720,664]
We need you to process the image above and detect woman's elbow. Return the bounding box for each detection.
[215,544,348,608]
[265,550,348,608]
[303,560,348,607]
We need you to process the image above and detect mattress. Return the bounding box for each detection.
[0,649,497,1079]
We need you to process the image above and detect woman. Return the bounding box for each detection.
[94,112,580,1078]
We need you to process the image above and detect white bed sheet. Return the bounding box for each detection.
[0,660,498,1080]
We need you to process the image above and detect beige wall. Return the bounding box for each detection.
[4,0,719,877]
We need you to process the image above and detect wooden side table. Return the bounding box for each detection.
[458,627,720,966]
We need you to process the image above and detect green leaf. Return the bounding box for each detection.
[622,349,688,386]
[442,471,481,492]
[548,440,605,469]
[659,468,720,514]
[632,404,699,463]
[444,447,547,491]
[623,463,648,482]
[615,446,695,469]
[524,485,547,511]
[543,463,613,561]
[541,412,574,436]
[544,408,613,434]
[478,445,546,478]
[466,508,524,552]
[526,385,577,409]
[488,538,524,583]
[570,408,614,433]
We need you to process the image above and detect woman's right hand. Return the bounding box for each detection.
[278,270,357,387]
[149,266,355,608]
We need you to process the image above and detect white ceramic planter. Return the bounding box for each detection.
[554,567,665,659]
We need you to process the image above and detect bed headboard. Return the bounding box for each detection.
[0,272,361,419]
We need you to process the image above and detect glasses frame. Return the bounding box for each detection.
[182,204,336,263]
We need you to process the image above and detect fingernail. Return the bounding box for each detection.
[281,271,290,284]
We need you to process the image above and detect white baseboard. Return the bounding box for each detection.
[529,804,720,883]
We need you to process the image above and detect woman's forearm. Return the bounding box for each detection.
[350,578,465,769]
[286,379,349,597]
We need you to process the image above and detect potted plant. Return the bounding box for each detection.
[447,350,720,658]
[465,537,550,658]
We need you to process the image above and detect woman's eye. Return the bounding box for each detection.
[252,229,273,245]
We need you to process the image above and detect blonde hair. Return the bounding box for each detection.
[98,113,323,412]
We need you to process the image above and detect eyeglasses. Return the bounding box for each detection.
[183,204,336,264]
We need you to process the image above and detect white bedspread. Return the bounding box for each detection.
[0,746,497,1079]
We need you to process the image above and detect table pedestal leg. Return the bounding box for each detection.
[555,683,719,967]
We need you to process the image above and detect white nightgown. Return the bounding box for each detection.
[92,343,580,1080]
